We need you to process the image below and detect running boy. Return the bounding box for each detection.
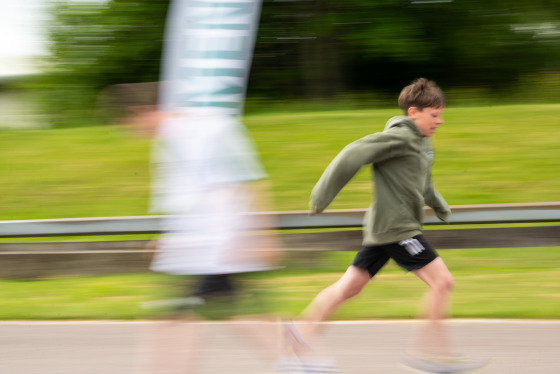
[287,78,485,373]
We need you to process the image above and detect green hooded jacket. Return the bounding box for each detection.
[310,115,451,245]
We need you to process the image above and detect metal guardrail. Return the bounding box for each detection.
[1,203,559,238]
[1,203,559,278]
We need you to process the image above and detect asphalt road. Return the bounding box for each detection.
[1,320,558,374]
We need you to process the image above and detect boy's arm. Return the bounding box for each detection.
[424,173,451,222]
[310,133,397,214]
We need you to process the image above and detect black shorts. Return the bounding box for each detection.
[352,234,438,277]
[150,273,273,320]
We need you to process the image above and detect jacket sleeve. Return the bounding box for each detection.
[424,173,451,222]
[310,133,399,214]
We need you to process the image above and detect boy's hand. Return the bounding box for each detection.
[308,201,322,215]
[435,207,452,223]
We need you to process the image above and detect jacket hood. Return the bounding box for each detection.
[384,115,421,136]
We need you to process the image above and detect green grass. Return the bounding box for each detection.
[0,126,151,220]
[0,247,557,320]
[246,104,560,209]
[1,104,559,220]
[0,104,559,320]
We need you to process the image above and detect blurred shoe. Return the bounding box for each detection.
[274,356,339,374]
[278,320,339,373]
[299,356,339,373]
[281,319,311,354]
[274,356,303,373]
[400,352,490,373]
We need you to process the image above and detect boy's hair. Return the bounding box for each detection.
[398,78,446,113]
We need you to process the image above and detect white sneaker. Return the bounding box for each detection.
[274,356,304,374]
[400,353,490,373]
[278,320,339,373]
[275,356,339,374]
[299,357,339,373]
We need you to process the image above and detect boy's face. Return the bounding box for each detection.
[408,106,444,137]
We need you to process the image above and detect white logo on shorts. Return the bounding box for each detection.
[398,238,425,256]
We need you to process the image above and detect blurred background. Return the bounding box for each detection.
[1,0,560,218]
[0,0,558,327]
[2,0,560,128]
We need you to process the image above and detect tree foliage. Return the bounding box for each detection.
[253,0,560,96]
[40,0,560,126]
[39,0,168,126]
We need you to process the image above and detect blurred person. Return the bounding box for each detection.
[282,78,489,373]
[110,0,286,373]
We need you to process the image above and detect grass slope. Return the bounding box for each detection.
[1,104,559,220]
[0,104,558,319]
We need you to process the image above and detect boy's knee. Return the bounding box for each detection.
[345,284,364,299]
[424,272,454,296]
[336,279,366,299]
[334,281,363,300]
[438,274,454,294]
[333,266,371,300]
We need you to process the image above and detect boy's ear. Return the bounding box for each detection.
[407,106,419,117]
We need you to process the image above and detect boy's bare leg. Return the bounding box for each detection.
[411,257,455,356]
[298,265,371,346]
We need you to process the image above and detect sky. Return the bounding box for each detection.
[0,0,49,77]
[0,0,108,78]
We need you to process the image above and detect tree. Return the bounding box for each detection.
[39,0,560,126]
[39,0,169,126]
